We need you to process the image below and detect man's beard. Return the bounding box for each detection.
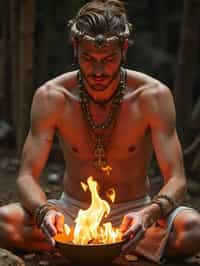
[79,65,121,92]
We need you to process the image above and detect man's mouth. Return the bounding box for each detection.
[91,76,108,83]
[94,78,105,82]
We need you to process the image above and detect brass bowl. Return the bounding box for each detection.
[54,230,126,264]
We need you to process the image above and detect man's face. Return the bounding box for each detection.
[77,39,126,92]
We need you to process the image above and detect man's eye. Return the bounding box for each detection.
[83,55,92,61]
[106,56,115,62]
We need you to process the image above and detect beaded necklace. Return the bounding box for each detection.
[78,69,125,174]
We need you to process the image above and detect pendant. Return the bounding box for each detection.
[93,143,112,175]
[93,156,107,169]
[93,144,107,169]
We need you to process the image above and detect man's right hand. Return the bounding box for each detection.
[40,210,64,246]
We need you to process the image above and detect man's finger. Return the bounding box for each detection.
[55,213,64,233]
[121,228,145,254]
[123,223,141,239]
[120,215,132,233]
[44,218,57,236]
[40,224,56,246]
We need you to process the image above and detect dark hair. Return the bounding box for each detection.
[71,0,132,39]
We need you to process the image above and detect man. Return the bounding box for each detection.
[0,0,199,263]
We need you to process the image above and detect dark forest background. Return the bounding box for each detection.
[0,0,200,183]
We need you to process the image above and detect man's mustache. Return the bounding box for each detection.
[88,74,109,78]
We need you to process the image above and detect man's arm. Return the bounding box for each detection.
[17,83,65,216]
[141,82,187,219]
[120,82,187,252]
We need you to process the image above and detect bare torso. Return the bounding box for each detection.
[51,69,155,203]
[7,67,192,256]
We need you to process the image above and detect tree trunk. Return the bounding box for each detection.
[0,0,6,115]
[184,99,200,177]
[174,0,200,148]
[17,0,35,154]
[9,0,19,127]
[0,0,12,122]
[156,1,168,50]
[35,1,54,86]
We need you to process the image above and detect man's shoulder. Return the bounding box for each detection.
[126,69,174,116]
[35,70,79,104]
[49,70,78,90]
[126,69,170,101]
[126,69,161,90]
[139,81,170,102]
[138,81,172,112]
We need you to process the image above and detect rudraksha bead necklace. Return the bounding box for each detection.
[78,69,125,174]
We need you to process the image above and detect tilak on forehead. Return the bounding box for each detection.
[68,19,132,48]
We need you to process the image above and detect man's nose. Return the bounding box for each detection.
[93,62,104,76]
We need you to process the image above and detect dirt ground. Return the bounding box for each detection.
[0,148,199,266]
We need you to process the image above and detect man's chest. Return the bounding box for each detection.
[57,100,150,160]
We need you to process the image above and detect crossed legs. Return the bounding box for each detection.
[0,203,199,258]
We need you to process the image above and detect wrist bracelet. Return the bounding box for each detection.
[34,203,59,228]
[151,194,177,218]
[151,199,165,217]
[155,194,177,209]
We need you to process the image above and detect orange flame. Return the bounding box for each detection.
[106,188,116,203]
[63,176,122,245]
[64,224,71,235]
[101,165,112,175]
[80,181,88,192]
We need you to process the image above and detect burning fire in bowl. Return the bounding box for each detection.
[54,176,126,263]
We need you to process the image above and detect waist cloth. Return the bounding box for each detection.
[49,192,192,264]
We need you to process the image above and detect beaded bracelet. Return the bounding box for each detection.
[155,195,177,209]
[151,198,165,217]
[151,194,177,218]
[34,203,59,228]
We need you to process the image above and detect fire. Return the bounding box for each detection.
[80,181,88,192]
[106,188,115,203]
[63,176,122,245]
[101,165,112,175]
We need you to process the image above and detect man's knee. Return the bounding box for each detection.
[175,212,200,252]
[180,211,200,232]
[0,203,34,225]
[0,206,21,244]
[0,205,13,223]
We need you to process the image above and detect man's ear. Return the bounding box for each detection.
[121,39,129,63]
[72,38,78,57]
[122,39,129,56]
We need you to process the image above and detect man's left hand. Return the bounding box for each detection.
[120,210,153,253]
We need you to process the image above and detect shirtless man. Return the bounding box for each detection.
[0,0,199,263]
